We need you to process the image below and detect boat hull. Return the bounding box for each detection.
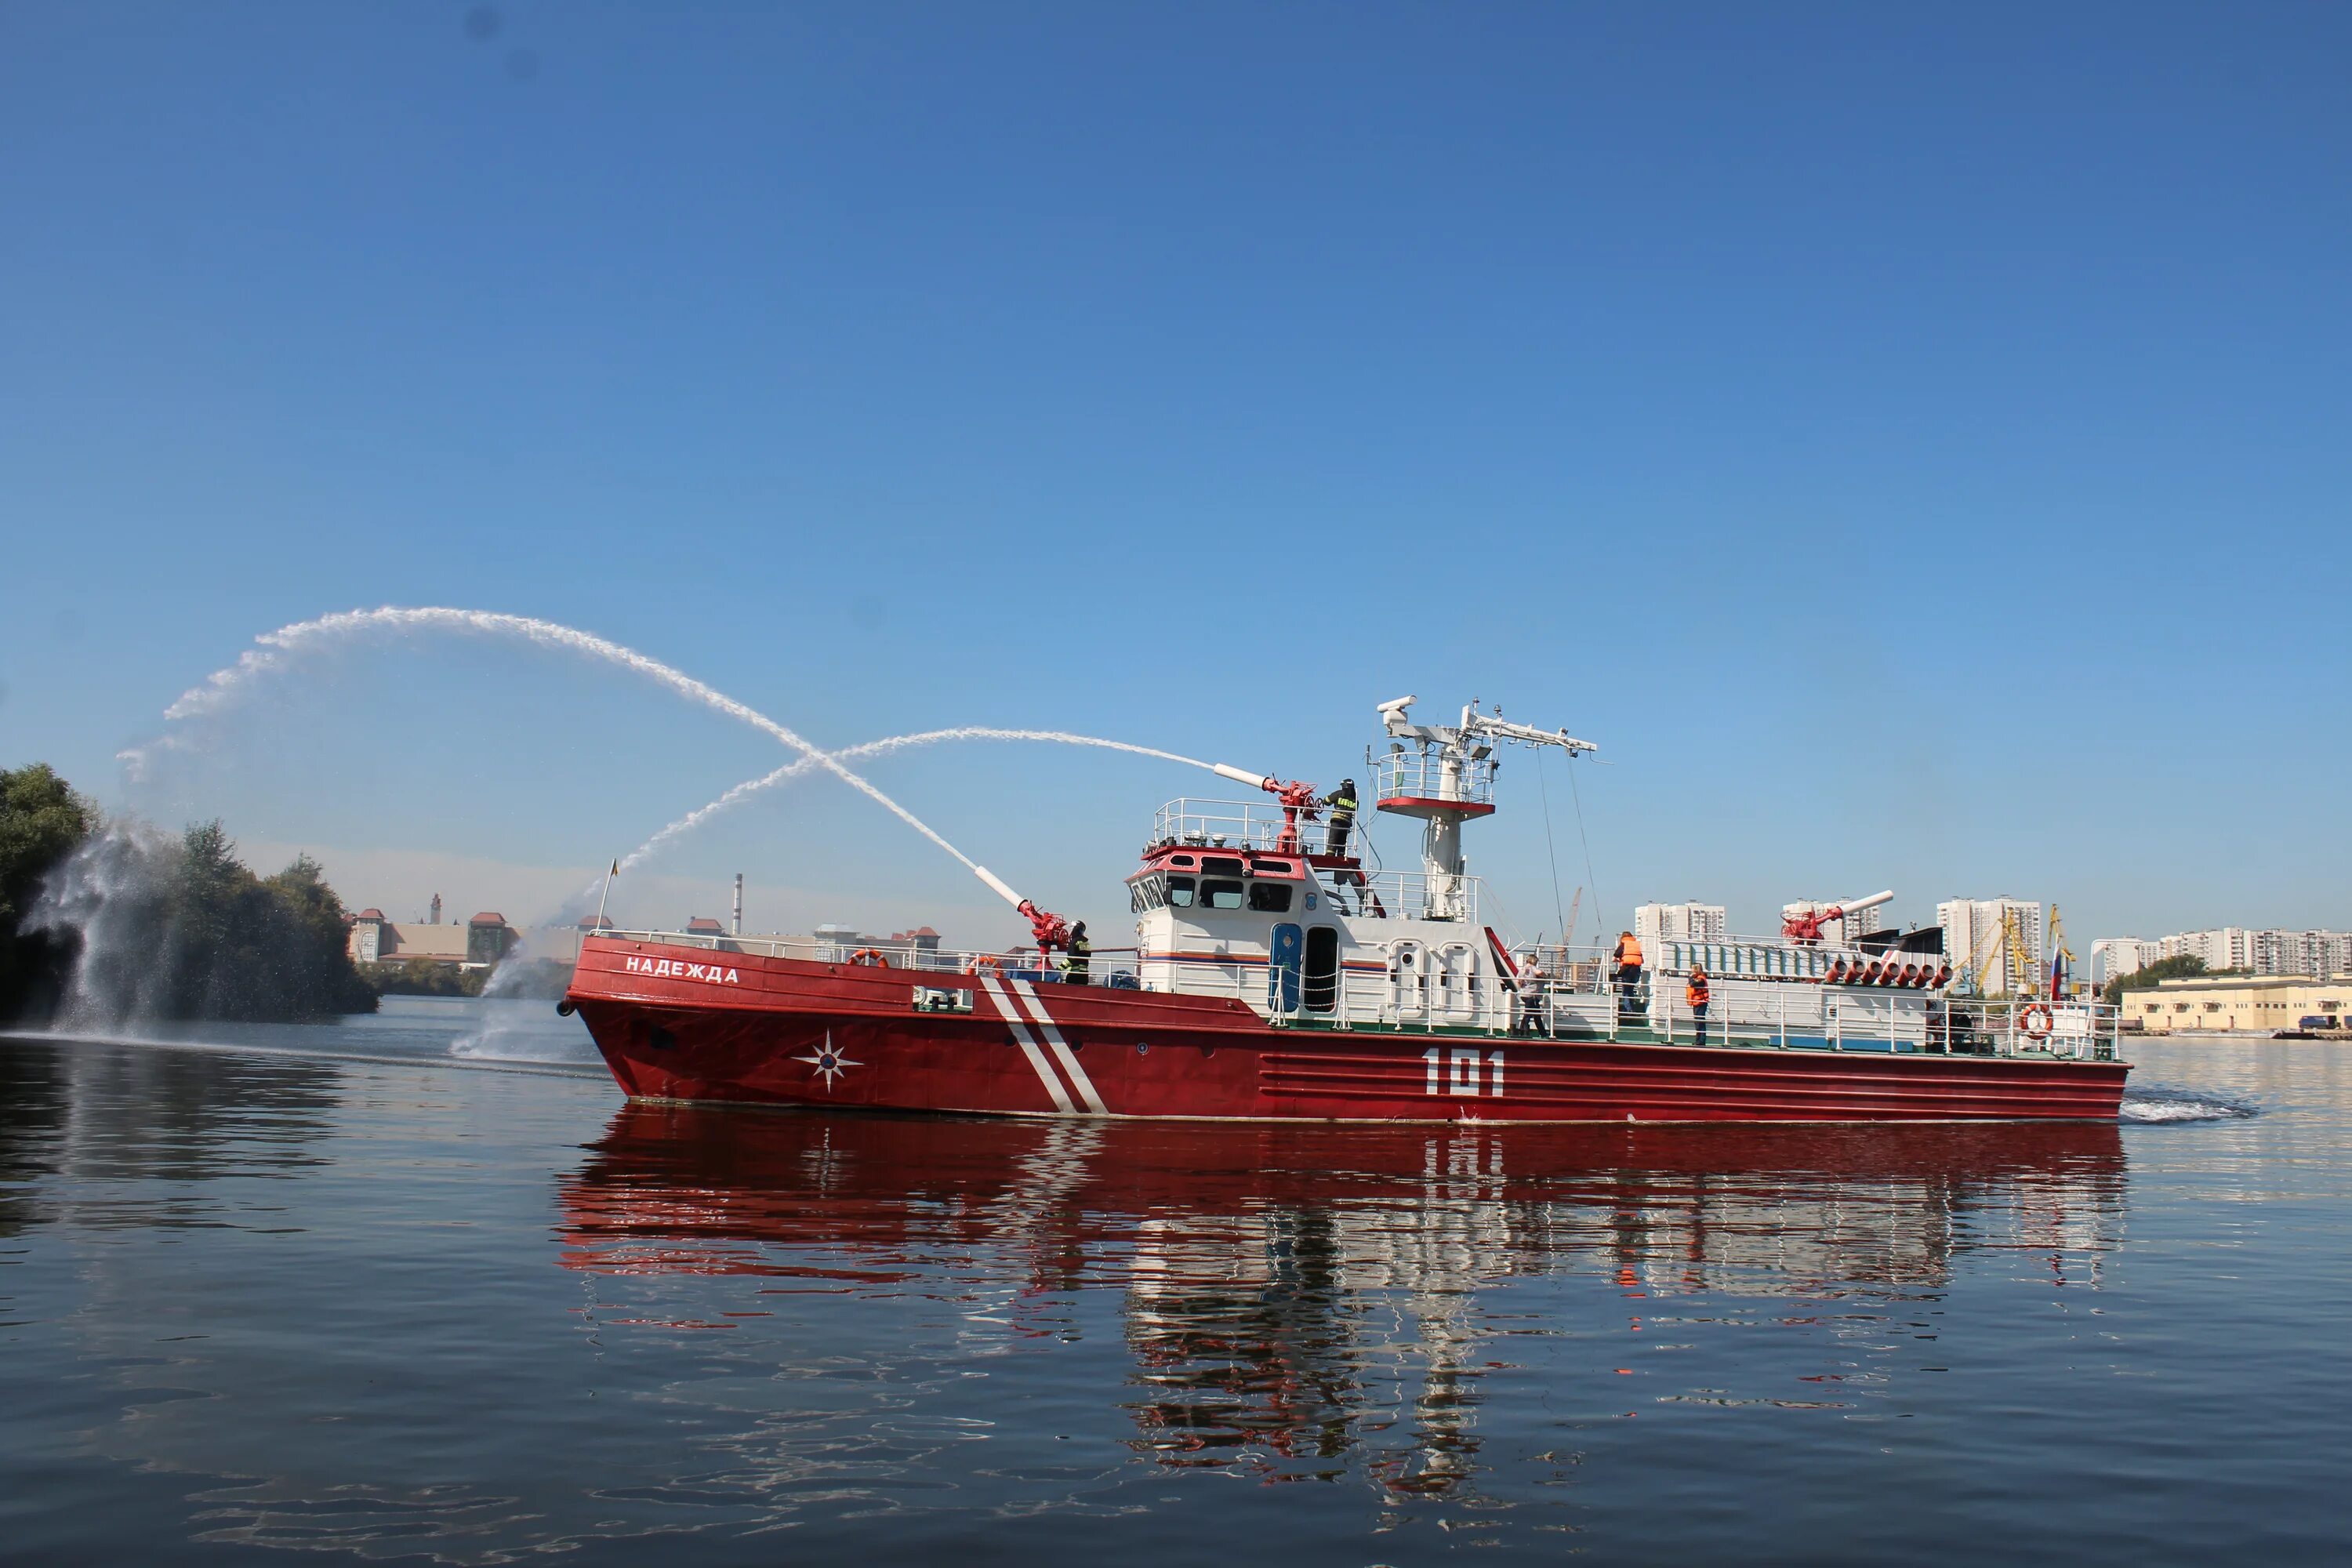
[567,936,2129,1123]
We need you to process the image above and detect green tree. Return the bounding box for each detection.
[0,764,97,1018]
[24,809,380,1025]
[263,853,380,1016]
[2103,953,2207,1004]
[152,823,380,1022]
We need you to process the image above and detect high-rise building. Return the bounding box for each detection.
[2135,927,2351,977]
[1635,902,1728,949]
[2161,927,2251,971]
[2090,938,2162,985]
[1936,898,2045,995]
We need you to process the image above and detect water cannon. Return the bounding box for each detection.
[1780,889,1895,945]
[1210,763,1325,853]
[1017,898,1073,956]
[969,866,1073,954]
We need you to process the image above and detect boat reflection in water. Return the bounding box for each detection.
[558,1107,2125,1496]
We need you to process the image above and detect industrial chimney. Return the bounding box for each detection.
[731,873,743,936]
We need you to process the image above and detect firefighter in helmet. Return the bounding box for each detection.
[1322,779,1359,858]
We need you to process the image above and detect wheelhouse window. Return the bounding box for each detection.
[1166,876,1197,908]
[1201,855,1247,878]
[1247,882,1294,913]
[1200,878,1245,910]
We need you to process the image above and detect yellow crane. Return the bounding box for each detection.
[1968,906,2044,998]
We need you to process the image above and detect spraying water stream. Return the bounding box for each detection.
[617,727,1211,877]
[129,607,1219,910]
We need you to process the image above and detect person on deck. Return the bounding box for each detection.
[1322,779,1359,860]
[1062,921,1092,985]
[1514,957,1549,1036]
[1612,931,1644,1021]
[1687,964,1711,1045]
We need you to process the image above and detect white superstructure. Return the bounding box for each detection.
[1116,699,2084,1055]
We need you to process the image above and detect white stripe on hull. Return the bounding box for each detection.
[1008,978,1109,1114]
[977,972,1073,1113]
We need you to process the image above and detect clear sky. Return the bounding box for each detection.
[2,2,2345,951]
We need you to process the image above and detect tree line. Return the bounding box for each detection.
[2101,953,2212,1004]
[0,762,379,1025]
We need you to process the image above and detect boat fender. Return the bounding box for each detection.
[2018,1003,2055,1041]
[849,948,890,967]
[555,998,576,1017]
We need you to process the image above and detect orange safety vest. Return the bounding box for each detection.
[1686,974,1710,1008]
[1617,935,1643,968]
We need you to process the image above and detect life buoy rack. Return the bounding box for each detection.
[848,948,890,967]
[2017,1002,2055,1042]
[964,954,1001,975]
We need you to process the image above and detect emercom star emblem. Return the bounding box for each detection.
[793,1031,862,1090]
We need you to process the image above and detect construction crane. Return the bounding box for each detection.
[1977,906,2040,999]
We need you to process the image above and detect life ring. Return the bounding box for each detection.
[964,954,1000,975]
[2018,1003,2055,1041]
[848,948,890,968]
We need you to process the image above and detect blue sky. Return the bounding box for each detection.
[2,2,2345,949]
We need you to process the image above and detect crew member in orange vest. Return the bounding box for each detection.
[1612,931,1644,1021]
[1686,963,1711,1046]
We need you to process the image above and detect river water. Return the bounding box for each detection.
[2,999,2344,1564]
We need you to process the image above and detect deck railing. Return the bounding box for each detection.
[589,928,2120,1060]
[1369,746,1496,807]
[586,928,1142,987]
[1150,797,1339,858]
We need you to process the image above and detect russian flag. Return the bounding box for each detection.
[2049,949,2067,1000]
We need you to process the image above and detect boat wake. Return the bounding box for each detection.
[2120,1086,2257,1124]
[0,1027,604,1081]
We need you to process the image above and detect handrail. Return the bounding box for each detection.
[588,927,1138,983]
[594,927,2120,1059]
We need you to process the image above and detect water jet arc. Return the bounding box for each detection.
[137,607,1054,911]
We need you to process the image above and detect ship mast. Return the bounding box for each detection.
[1371,697,1595,920]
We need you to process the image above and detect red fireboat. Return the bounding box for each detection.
[565,698,2129,1123]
